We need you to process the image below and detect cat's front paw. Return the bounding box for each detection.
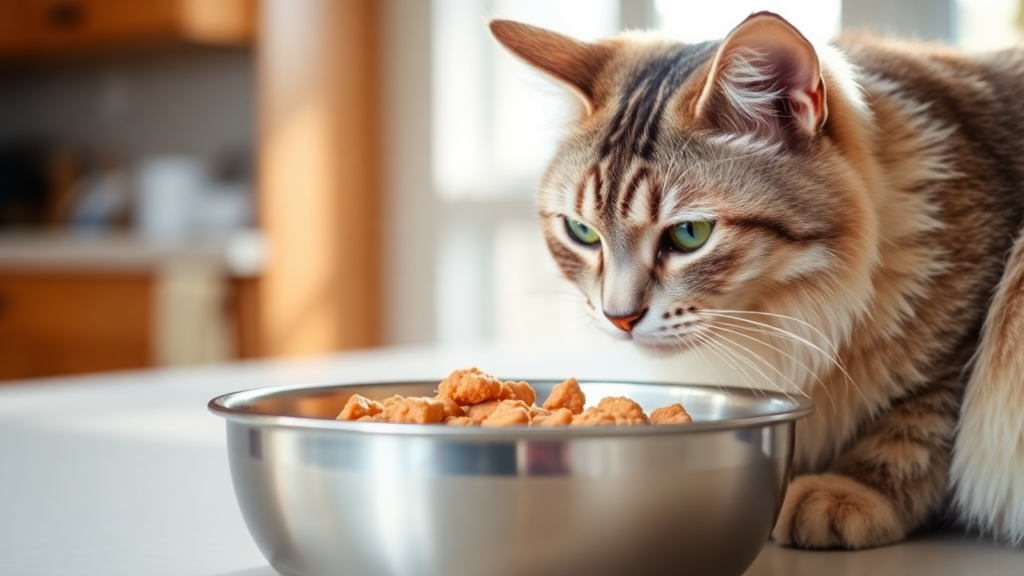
[772,473,906,549]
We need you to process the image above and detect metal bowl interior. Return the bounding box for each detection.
[210,381,814,576]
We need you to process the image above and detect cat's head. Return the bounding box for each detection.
[490,12,877,355]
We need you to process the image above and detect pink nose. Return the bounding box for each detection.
[606,310,646,332]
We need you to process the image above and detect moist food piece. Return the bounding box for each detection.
[570,407,618,426]
[481,400,531,427]
[437,395,466,419]
[387,397,445,424]
[499,380,537,405]
[380,395,405,410]
[437,367,503,406]
[445,416,476,426]
[535,407,573,427]
[356,414,385,422]
[573,402,648,427]
[529,405,550,421]
[337,394,385,421]
[466,399,501,423]
[380,395,405,407]
[380,395,406,421]
[650,403,693,425]
[542,377,586,415]
[597,396,650,425]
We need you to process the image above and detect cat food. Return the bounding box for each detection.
[336,367,692,427]
[650,403,693,425]
[386,396,445,424]
[541,377,586,414]
[480,399,532,427]
[581,393,651,426]
[436,367,503,405]
[338,394,383,421]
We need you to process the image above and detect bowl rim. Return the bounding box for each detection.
[208,379,815,438]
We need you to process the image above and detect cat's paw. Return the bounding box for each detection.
[772,473,906,549]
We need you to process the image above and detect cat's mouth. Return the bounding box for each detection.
[631,332,703,355]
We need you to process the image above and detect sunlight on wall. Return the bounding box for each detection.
[655,0,841,46]
[432,0,618,200]
[956,0,1024,50]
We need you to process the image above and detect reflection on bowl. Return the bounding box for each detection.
[209,380,814,576]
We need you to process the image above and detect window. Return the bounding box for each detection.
[432,0,619,200]
[656,0,840,45]
[956,0,1024,50]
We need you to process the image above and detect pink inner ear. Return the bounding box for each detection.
[698,13,826,139]
[758,41,825,135]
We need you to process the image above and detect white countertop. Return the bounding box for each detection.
[1,344,1020,576]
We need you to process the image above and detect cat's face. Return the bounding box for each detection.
[492,14,877,354]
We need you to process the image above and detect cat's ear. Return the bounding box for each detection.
[694,12,826,142]
[489,19,615,115]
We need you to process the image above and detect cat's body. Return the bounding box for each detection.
[491,13,1024,549]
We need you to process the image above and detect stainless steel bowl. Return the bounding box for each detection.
[209,380,813,576]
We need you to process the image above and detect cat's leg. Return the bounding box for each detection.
[772,378,960,549]
[951,231,1024,544]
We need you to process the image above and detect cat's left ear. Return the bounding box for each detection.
[490,19,616,115]
[694,12,827,142]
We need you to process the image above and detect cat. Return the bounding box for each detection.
[489,12,1024,549]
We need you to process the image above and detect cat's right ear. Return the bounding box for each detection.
[489,20,615,115]
[693,12,827,143]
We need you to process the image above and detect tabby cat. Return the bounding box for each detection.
[490,12,1024,549]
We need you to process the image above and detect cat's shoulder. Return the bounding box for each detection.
[833,30,1024,79]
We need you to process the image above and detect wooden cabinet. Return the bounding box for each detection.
[0,272,153,380]
[0,0,255,59]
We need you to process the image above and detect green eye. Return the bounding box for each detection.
[667,221,714,252]
[565,217,601,245]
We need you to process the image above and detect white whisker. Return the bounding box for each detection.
[690,330,761,395]
[707,321,834,413]
[701,328,803,405]
[702,308,842,356]
[697,310,864,405]
[696,330,782,397]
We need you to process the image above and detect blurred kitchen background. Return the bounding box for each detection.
[0,0,1018,381]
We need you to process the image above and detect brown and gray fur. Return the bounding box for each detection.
[490,13,1024,549]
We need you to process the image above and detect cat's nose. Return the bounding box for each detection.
[605,309,647,332]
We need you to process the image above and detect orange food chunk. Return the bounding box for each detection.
[445,416,476,426]
[650,403,693,425]
[542,377,587,415]
[499,380,537,405]
[387,397,445,424]
[437,367,503,406]
[466,399,501,424]
[380,395,405,408]
[535,407,573,427]
[597,396,649,425]
[570,407,618,426]
[437,395,466,419]
[481,400,531,427]
[337,394,384,421]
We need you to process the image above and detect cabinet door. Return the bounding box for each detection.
[0,272,153,380]
[0,0,253,58]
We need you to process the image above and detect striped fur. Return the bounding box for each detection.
[491,12,1024,548]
